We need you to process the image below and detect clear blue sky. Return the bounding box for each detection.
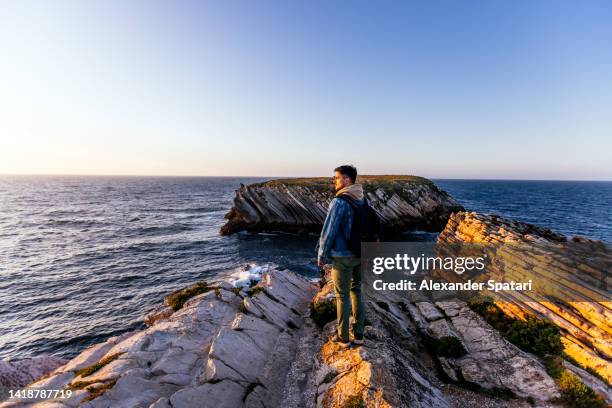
[1,1,611,179]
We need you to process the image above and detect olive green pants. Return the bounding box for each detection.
[331,256,365,341]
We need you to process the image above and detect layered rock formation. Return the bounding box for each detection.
[308,267,561,406]
[3,262,560,408]
[4,211,609,407]
[220,176,463,236]
[437,212,611,387]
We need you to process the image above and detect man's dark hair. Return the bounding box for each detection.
[334,165,357,183]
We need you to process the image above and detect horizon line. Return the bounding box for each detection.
[1,172,611,182]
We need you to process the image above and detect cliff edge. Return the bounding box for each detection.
[2,259,575,408]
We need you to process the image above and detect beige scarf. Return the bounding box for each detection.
[335,183,364,200]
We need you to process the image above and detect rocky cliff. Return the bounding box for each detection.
[220,176,464,236]
[0,266,318,408]
[437,212,611,391]
[308,266,562,407]
[4,210,610,407]
[2,260,581,408]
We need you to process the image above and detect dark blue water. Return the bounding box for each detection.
[0,176,610,360]
[434,179,612,242]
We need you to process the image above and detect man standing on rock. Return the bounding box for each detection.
[317,165,379,347]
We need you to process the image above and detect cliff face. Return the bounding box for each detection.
[438,212,612,386]
[220,176,464,236]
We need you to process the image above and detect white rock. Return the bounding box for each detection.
[82,376,178,408]
[427,319,456,340]
[415,302,444,321]
[208,328,266,384]
[151,349,199,376]
[169,381,245,408]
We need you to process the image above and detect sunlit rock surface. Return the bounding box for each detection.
[309,268,561,406]
[438,211,611,387]
[220,176,464,236]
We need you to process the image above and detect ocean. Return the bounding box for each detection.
[0,176,610,360]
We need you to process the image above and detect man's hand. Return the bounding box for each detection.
[317,257,328,268]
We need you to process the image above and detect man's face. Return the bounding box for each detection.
[333,171,351,192]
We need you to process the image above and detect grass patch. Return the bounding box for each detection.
[68,380,98,390]
[543,356,565,379]
[544,356,607,408]
[557,371,607,408]
[239,300,248,314]
[343,394,366,408]
[434,336,467,358]
[231,287,242,296]
[74,353,123,378]
[166,281,215,311]
[256,175,431,195]
[82,379,117,402]
[468,296,562,357]
[247,286,265,297]
[259,175,428,186]
[322,371,337,384]
[310,300,336,329]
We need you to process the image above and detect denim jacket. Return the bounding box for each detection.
[316,196,364,262]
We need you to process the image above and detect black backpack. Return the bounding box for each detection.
[337,195,381,257]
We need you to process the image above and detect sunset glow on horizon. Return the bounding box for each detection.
[1,1,611,180]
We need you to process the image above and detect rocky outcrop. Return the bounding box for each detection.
[8,208,610,407]
[438,211,612,387]
[220,176,463,236]
[0,266,318,408]
[429,300,559,400]
[306,272,448,407]
[4,260,562,408]
[308,267,561,406]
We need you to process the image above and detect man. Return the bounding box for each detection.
[317,165,366,347]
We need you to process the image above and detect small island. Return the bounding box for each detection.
[220,175,464,236]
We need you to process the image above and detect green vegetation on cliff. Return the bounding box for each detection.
[470,297,606,407]
[166,281,216,311]
[255,175,432,192]
[543,356,607,408]
[82,379,117,402]
[434,336,467,358]
[468,296,563,357]
[310,300,337,328]
[74,352,124,378]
